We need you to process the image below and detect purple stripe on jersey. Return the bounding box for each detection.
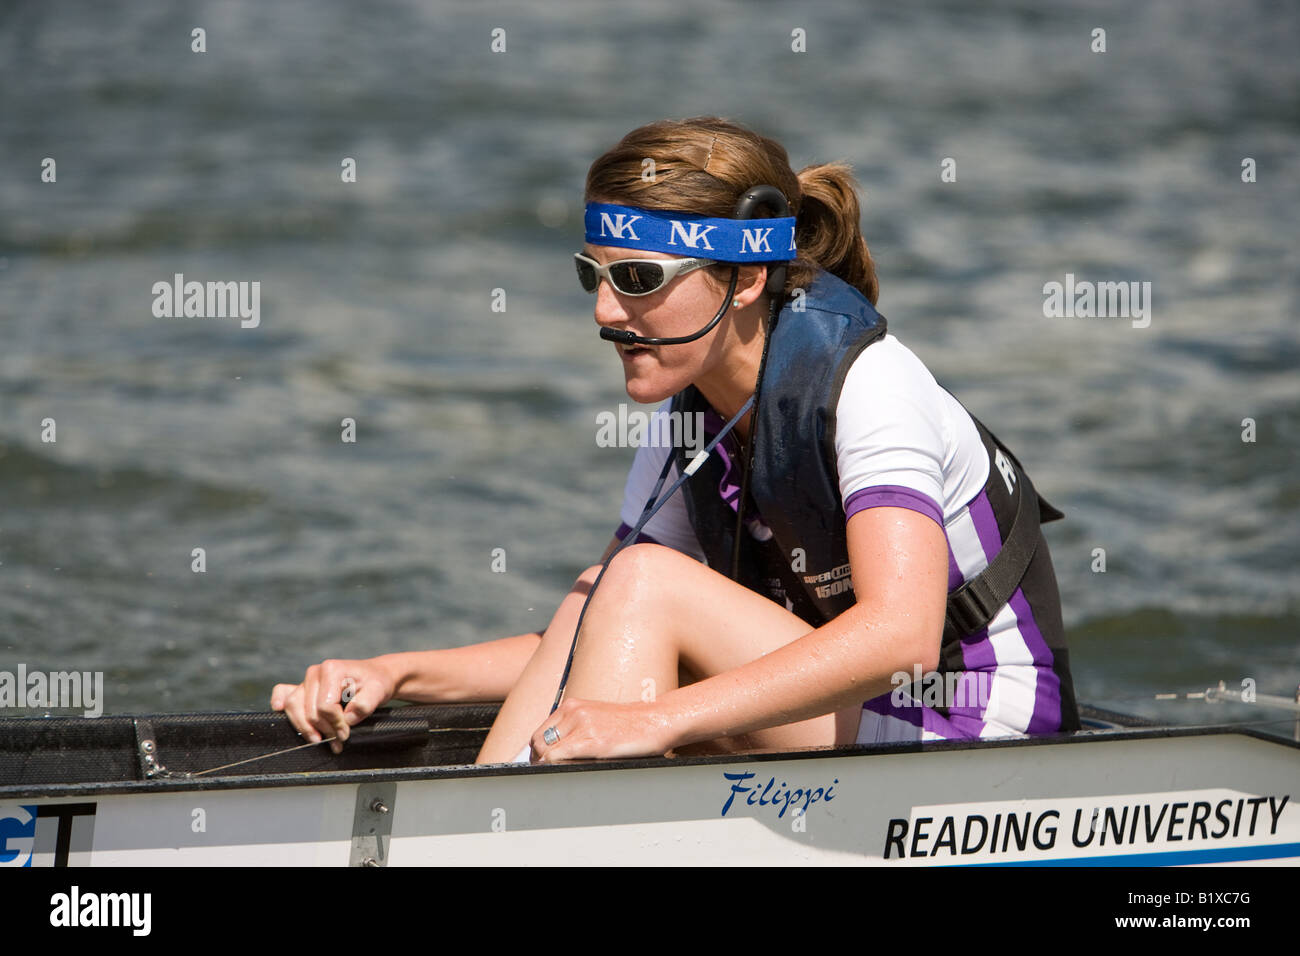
[702,408,748,515]
[940,669,998,727]
[967,490,1001,565]
[947,546,964,592]
[959,491,1002,672]
[614,522,663,547]
[714,439,741,513]
[959,625,997,671]
[862,690,989,739]
[1009,586,1062,733]
[966,490,1060,733]
[844,485,944,529]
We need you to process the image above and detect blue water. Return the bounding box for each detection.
[1,0,1297,736]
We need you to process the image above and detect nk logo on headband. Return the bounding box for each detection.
[667,221,717,250]
[585,202,797,263]
[597,211,642,241]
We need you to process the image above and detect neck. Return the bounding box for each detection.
[694,302,768,445]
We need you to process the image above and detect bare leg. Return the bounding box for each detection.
[475,565,601,763]
[563,544,862,752]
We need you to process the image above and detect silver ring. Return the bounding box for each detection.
[543,726,561,746]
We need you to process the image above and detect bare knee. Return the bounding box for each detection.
[599,543,684,595]
[572,544,687,661]
[555,545,688,655]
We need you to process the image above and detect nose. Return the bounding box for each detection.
[591,272,634,332]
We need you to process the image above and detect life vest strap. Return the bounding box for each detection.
[944,455,1042,638]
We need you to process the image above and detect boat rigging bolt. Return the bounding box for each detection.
[350,783,396,867]
[139,739,172,778]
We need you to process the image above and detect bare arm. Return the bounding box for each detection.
[271,537,622,746]
[660,508,947,746]
[369,536,623,702]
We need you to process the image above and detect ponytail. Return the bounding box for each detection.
[789,162,879,305]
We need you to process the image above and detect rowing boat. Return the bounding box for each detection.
[1,704,1296,866]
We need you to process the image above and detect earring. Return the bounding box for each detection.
[732,298,742,308]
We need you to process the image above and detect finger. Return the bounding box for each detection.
[529,715,555,754]
[342,680,387,731]
[314,665,352,754]
[532,717,566,764]
[532,698,583,762]
[536,702,613,763]
[281,684,315,742]
[528,726,547,762]
[269,683,296,711]
[300,667,326,743]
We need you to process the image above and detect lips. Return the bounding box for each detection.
[617,342,653,361]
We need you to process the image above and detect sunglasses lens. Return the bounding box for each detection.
[610,261,666,296]
[575,257,599,292]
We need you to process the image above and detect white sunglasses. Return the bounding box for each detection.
[574,252,718,296]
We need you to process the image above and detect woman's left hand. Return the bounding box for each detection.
[529,697,676,763]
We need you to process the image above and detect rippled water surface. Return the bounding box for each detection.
[1,1,1296,736]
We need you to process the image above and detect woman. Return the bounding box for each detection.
[271,116,1079,763]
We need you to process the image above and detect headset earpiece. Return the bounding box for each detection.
[732,185,792,299]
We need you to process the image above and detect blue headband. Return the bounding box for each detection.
[584,202,797,263]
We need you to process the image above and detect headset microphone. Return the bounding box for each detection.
[598,267,737,347]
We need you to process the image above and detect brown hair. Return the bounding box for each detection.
[584,116,879,305]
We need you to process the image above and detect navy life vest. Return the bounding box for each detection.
[669,268,1078,728]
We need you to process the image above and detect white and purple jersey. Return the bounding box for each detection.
[614,333,1072,744]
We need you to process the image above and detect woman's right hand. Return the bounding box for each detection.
[270,657,399,754]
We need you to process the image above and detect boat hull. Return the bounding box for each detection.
[2,708,1296,866]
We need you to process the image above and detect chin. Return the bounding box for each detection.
[623,371,681,406]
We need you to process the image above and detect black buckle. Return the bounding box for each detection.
[946,580,998,636]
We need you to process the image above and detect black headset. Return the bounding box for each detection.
[723,185,790,578]
[733,184,793,299]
